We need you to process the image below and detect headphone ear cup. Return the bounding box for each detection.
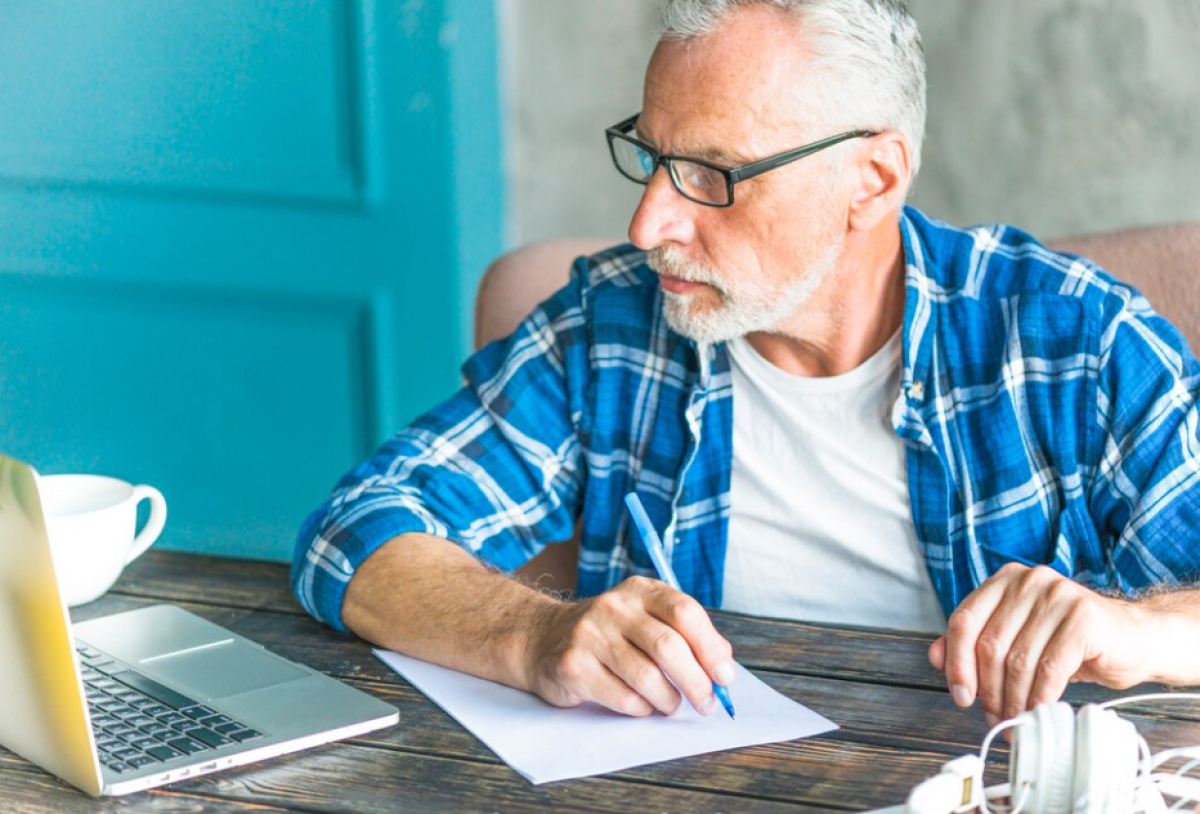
[1010,701,1076,814]
[1072,705,1140,814]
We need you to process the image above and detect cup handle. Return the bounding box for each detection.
[126,485,168,565]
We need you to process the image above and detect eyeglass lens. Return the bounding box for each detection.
[610,136,729,205]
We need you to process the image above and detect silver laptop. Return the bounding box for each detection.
[0,453,399,796]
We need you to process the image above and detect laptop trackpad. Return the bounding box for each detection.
[143,640,308,700]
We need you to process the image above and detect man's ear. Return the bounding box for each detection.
[847,131,912,232]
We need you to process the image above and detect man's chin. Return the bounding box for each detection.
[662,303,747,344]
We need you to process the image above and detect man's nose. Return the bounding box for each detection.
[628,169,697,250]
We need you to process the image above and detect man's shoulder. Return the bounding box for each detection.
[568,243,667,327]
[904,207,1138,314]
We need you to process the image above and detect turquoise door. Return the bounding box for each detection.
[0,1,502,559]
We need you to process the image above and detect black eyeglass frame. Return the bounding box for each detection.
[605,113,879,207]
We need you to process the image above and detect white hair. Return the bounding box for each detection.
[660,0,926,179]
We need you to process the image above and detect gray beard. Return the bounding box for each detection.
[650,242,841,343]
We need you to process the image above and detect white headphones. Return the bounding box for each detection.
[887,694,1200,814]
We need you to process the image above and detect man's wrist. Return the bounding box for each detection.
[501,589,566,693]
[1130,591,1200,686]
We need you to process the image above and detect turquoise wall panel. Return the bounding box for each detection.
[0,0,502,560]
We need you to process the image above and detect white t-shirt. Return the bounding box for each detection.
[721,331,947,633]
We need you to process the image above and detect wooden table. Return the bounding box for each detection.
[6,550,1200,813]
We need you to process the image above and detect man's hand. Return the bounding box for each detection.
[523,576,737,717]
[927,564,1154,724]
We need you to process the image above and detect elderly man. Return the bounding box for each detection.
[292,0,1200,728]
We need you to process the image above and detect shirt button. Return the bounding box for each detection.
[910,381,925,401]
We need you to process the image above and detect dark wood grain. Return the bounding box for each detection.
[5,550,1198,814]
[0,759,318,814]
[109,550,301,615]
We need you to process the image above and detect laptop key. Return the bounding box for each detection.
[112,747,140,760]
[127,715,159,729]
[102,760,131,773]
[127,755,157,769]
[166,737,208,755]
[110,671,198,710]
[144,745,182,762]
[188,727,233,748]
[182,705,217,720]
[159,712,190,726]
[77,645,101,659]
[226,728,263,742]
[94,662,127,676]
[212,722,242,735]
[142,704,172,717]
[128,737,160,750]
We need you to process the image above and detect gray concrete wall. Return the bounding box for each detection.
[500,0,1200,246]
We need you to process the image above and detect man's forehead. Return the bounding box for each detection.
[639,30,820,161]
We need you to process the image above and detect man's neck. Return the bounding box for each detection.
[744,222,906,378]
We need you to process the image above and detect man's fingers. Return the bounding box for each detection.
[539,648,655,717]
[626,618,716,715]
[643,581,737,687]
[973,571,1048,720]
[1026,613,1089,711]
[602,629,688,715]
[1000,601,1071,720]
[943,571,1013,708]
[584,663,658,717]
[928,636,946,671]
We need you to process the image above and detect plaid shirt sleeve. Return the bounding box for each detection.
[1088,287,1200,589]
[291,266,592,631]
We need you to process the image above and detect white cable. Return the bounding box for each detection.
[1148,773,1200,800]
[1170,757,1200,777]
[1099,693,1200,711]
[978,720,1029,814]
[1097,693,1200,811]
[1151,747,1200,771]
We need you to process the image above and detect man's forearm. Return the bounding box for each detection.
[342,533,564,691]
[1135,587,1200,686]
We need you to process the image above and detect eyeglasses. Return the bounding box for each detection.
[605,113,878,207]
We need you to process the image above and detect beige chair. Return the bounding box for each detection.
[495,223,1200,590]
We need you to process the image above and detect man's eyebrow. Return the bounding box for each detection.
[691,145,751,166]
[633,124,750,166]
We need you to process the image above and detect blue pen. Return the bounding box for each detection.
[624,492,736,720]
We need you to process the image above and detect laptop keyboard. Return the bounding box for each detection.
[77,644,264,775]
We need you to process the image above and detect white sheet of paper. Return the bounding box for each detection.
[374,648,838,784]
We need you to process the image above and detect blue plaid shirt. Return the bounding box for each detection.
[293,207,1200,632]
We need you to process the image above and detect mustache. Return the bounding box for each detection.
[646,246,726,293]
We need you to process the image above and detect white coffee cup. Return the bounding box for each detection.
[38,474,168,607]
